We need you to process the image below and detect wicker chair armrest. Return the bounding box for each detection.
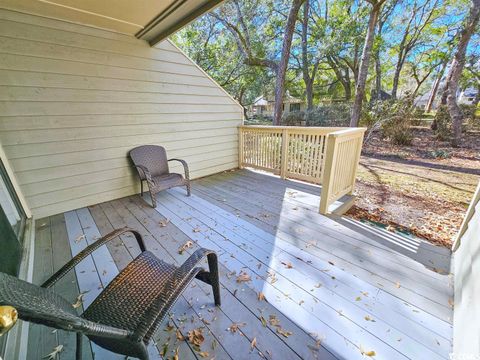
[74,319,132,340]
[41,228,146,288]
[133,248,217,342]
[168,158,190,180]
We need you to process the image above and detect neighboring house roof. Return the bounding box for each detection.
[252,96,268,106]
[252,92,304,106]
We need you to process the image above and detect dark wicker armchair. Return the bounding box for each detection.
[0,228,220,360]
[129,145,191,208]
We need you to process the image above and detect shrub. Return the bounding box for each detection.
[428,149,452,159]
[433,105,451,141]
[281,103,352,127]
[282,110,306,126]
[361,97,415,145]
[305,103,352,127]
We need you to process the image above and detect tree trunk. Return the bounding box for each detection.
[374,48,382,100]
[391,58,404,99]
[446,0,480,146]
[344,69,352,100]
[425,60,448,113]
[301,0,315,111]
[273,0,306,125]
[350,0,385,127]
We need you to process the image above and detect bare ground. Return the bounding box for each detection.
[347,128,480,248]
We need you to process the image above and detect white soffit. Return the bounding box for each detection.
[0,0,223,45]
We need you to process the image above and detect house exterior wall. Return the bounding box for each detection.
[0,9,243,218]
[453,181,480,357]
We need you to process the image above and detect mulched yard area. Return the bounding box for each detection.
[347,127,480,248]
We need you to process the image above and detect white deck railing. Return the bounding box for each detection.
[238,126,366,214]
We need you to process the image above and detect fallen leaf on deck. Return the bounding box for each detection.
[178,241,194,254]
[187,328,205,347]
[281,261,293,269]
[251,337,257,350]
[198,351,209,358]
[75,234,85,243]
[160,342,169,357]
[260,316,267,327]
[192,227,202,233]
[176,329,184,341]
[276,327,293,338]
[173,347,179,360]
[448,298,454,308]
[258,292,266,301]
[211,338,218,350]
[72,293,85,309]
[268,315,280,327]
[43,345,63,360]
[355,296,361,301]
[395,282,401,288]
[227,322,246,333]
[361,349,376,357]
[236,271,251,283]
[364,315,375,322]
[159,219,170,227]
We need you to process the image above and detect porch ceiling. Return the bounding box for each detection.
[0,0,223,45]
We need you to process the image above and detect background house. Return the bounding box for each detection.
[248,91,306,118]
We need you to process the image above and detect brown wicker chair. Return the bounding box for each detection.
[129,145,191,208]
[0,228,220,360]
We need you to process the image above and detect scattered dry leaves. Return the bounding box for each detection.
[250,337,257,350]
[176,329,184,341]
[159,219,170,227]
[187,328,205,347]
[236,271,251,283]
[227,322,246,333]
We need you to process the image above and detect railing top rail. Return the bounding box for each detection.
[328,127,367,138]
[239,125,349,131]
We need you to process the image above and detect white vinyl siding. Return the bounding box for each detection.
[0,9,243,218]
[453,182,480,356]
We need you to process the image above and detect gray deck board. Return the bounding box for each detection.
[112,196,299,360]
[28,169,453,360]
[157,189,451,360]
[193,174,453,322]
[125,195,335,360]
[165,188,452,349]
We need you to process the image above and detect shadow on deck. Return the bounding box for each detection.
[28,169,453,360]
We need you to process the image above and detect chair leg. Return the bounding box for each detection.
[149,189,157,208]
[141,181,144,196]
[186,181,191,197]
[76,333,83,360]
[207,253,221,306]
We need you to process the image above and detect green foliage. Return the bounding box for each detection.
[428,149,452,159]
[433,105,451,141]
[172,0,475,123]
[361,98,415,145]
[281,103,351,126]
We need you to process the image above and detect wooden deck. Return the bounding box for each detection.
[28,169,453,360]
